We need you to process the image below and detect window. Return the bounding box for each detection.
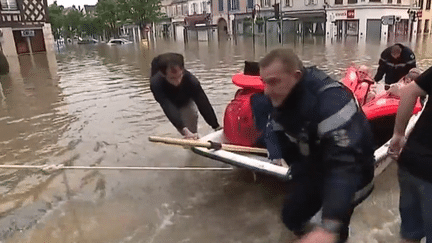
[192,3,197,13]
[348,0,358,3]
[419,0,424,9]
[183,4,188,15]
[261,0,270,7]
[1,0,17,10]
[247,0,253,8]
[202,2,207,13]
[285,0,292,6]
[417,19,422,33]
[427,0,431,10]
[397,0,401,3]
[219,0,223,11]
[387,0,392,3]
[230,0,239,10]
[424,19,430,33]
[335,0,343,4]
[369,0,381,2]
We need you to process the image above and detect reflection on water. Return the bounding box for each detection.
[1,36,432,242]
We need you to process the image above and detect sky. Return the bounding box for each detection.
[47,0,98,8]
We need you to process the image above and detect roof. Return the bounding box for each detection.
[84,5,96,14]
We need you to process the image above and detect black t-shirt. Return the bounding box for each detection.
[399,66,432,182]
[150,70,219,130]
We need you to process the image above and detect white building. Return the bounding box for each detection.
[211,0,419,43]
[324,0,419,44]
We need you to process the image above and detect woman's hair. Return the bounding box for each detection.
[151,53,184,77]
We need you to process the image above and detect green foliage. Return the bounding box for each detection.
[96,0,121,35]
[63,7,84,38]
[47,0,165,40]
[122,0,164,26]
[255,17,264,25]
[48,1,64,39]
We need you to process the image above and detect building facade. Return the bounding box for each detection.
[0,0,54,56]
[210,0,419,43]
[325,0,419,44]
[416,0,432,36]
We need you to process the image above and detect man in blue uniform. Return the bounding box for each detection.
[388,66,432,243]
[150,53,221,138]
[257,49,375,243]
[374,43,416,85]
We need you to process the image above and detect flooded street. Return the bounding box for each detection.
[1,36,432,242]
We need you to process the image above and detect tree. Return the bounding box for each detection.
[123,0,164,27]
[48,1,65,39]
[96,0,122,38]
[63,7,84,38]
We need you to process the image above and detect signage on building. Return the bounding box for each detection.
[381,15,395,25]
[347,9,355,18]
[335,11,347,18]
[21,30,35,37]
[333,10,354,19]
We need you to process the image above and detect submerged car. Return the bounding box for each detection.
[77,38,98,44]
[107,39,132,45]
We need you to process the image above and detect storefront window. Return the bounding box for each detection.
[0,0,17,10]
[417,20,422,34]
[346,20,359,36]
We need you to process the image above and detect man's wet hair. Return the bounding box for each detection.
[391,45,402,57]
[151,53,185,77]
[259,48,304,73]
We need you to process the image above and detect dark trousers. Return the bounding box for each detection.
[281,178,354,243]
[175,101,198,134]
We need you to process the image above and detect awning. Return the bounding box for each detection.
[282,9,326,20]
[184,13,211,26]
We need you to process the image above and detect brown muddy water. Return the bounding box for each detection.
[1,35,432,243]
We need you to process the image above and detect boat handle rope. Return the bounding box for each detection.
[0,164,233,174]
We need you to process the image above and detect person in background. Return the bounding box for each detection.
[374,43,416,85]
[388,66,432,243]
[150,53,221,139]
[258,48,375,243]
[366,68,422,103]
[386,68,422,97]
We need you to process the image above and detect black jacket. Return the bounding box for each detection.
[265,67,375,222]
[374,44,416,85]
[150,71,220,131]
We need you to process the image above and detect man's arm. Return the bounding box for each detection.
[373,58,387,82]
[188,73,220,129]
[388,82,426,156]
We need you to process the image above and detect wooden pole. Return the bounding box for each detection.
[148,136,268,155]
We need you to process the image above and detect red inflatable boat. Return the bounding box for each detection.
[191,65,424,179]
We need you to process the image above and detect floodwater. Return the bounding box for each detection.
[1,35,432,243]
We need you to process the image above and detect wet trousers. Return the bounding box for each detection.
[399,167,432,243]
[176,101,198,134]
[281,178,355,243]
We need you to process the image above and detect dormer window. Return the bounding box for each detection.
[1,0,18,10]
